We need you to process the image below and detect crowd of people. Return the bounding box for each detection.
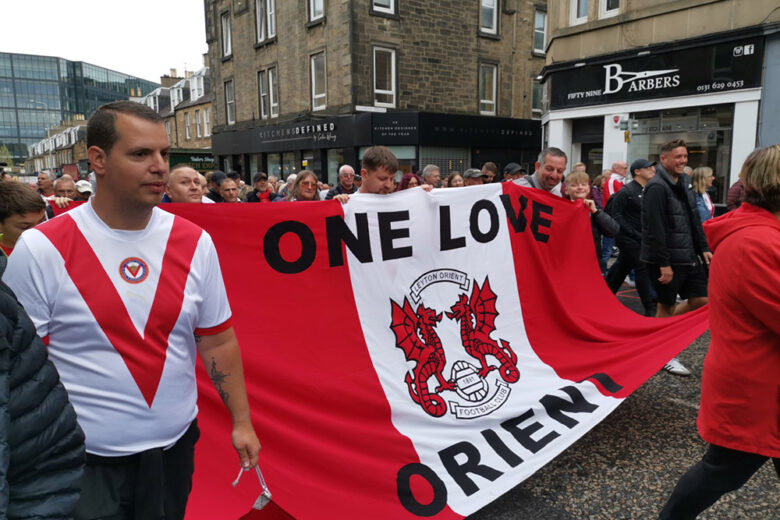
[0,98,777,519]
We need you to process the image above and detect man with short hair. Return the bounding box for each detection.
[421,164,441,188]
[359,146,399,195]
[246,172,276,203]
[54,177,78,199]
[4,100,260,518]
[517,147,567,197]
[227,171,250,201]
[463,168,486,186]
[164,165,204,203]
[641,139,712,375]
[605,159,657,316]
[219,177,240,203]
[37,171,55,200]
[325,164,357,199]
[205,170,226,202]
[605,161,629,202]
[481,162,498,183]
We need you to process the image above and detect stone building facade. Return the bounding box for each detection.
[540,0,780,207]
[206,0,547,184]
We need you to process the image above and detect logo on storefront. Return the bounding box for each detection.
[603,63,681,95]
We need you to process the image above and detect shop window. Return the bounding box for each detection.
[221,12,232,57]
[479,63,497,115]
[598,0,618,19]
[571,0,588,25]
[480,0,498,35]
[311,53,326,111]
[628,105,734,204]
[373,47,396,108]
[534,11,547,54]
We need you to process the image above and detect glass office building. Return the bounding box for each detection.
[0,52,159,163]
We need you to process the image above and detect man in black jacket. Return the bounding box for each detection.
[640,139,712,375]
[325,164,357,199]
[0,275,85,518]
[605,159,657,316]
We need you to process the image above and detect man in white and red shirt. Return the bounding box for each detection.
[604,160,629,202]
[4,100,260,520]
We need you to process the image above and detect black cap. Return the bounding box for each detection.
[463,168,485,178]
[503,162,522,175]
[630,159,656,174]
[253,172,268,183]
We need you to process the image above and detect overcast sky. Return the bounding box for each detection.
[3,0,208,83]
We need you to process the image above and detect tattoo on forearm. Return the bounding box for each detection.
[209,357,230,405]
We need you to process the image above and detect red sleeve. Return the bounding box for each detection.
[194,317,233,336]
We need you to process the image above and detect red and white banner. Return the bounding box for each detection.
[166,182,708,519]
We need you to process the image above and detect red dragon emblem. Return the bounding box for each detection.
[390,299,454,417]
[390,276,519,418]
[446,279,519,383]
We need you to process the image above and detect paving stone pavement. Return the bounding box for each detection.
[467,284,779,520]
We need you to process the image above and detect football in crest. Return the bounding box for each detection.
[451,361,488,403]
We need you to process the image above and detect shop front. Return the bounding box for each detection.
[170,150,216,173]
[540,27,776,207]
[212,112,540,186]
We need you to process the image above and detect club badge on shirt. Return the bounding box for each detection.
[119,257,149,284]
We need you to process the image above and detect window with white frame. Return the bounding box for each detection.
[599,0,619,18]
[165,121,171,137]
[256,0,276,42]
[185,112,191,139]
[480,0,498,35]
[171,86,183,109]
[221,12,232,56]
[534,11,547,54]
[269,67,279,117]
[372,0,395,14]
[309,0,324,22]
[258,67,279,119]
[203,108,211,136]
[571,0,588,25]
[225,80,235,124]
[373,47,396,108]
[190,76,204,100]
[258,70,269,119]
[311,53,326,111]
[479,63,497,115]
[195,109,202,137]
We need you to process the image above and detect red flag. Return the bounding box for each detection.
[167,183,708,519]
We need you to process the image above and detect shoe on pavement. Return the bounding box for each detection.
[625,276,636,288]
[663,357,691,376]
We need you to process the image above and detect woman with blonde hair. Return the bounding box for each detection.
[287,170,321,201]
[692,166,715,222]
[660,144,780,519]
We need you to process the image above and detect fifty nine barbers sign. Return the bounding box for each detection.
[548,37,764,110]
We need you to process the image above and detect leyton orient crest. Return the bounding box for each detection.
[390,271,520,419]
